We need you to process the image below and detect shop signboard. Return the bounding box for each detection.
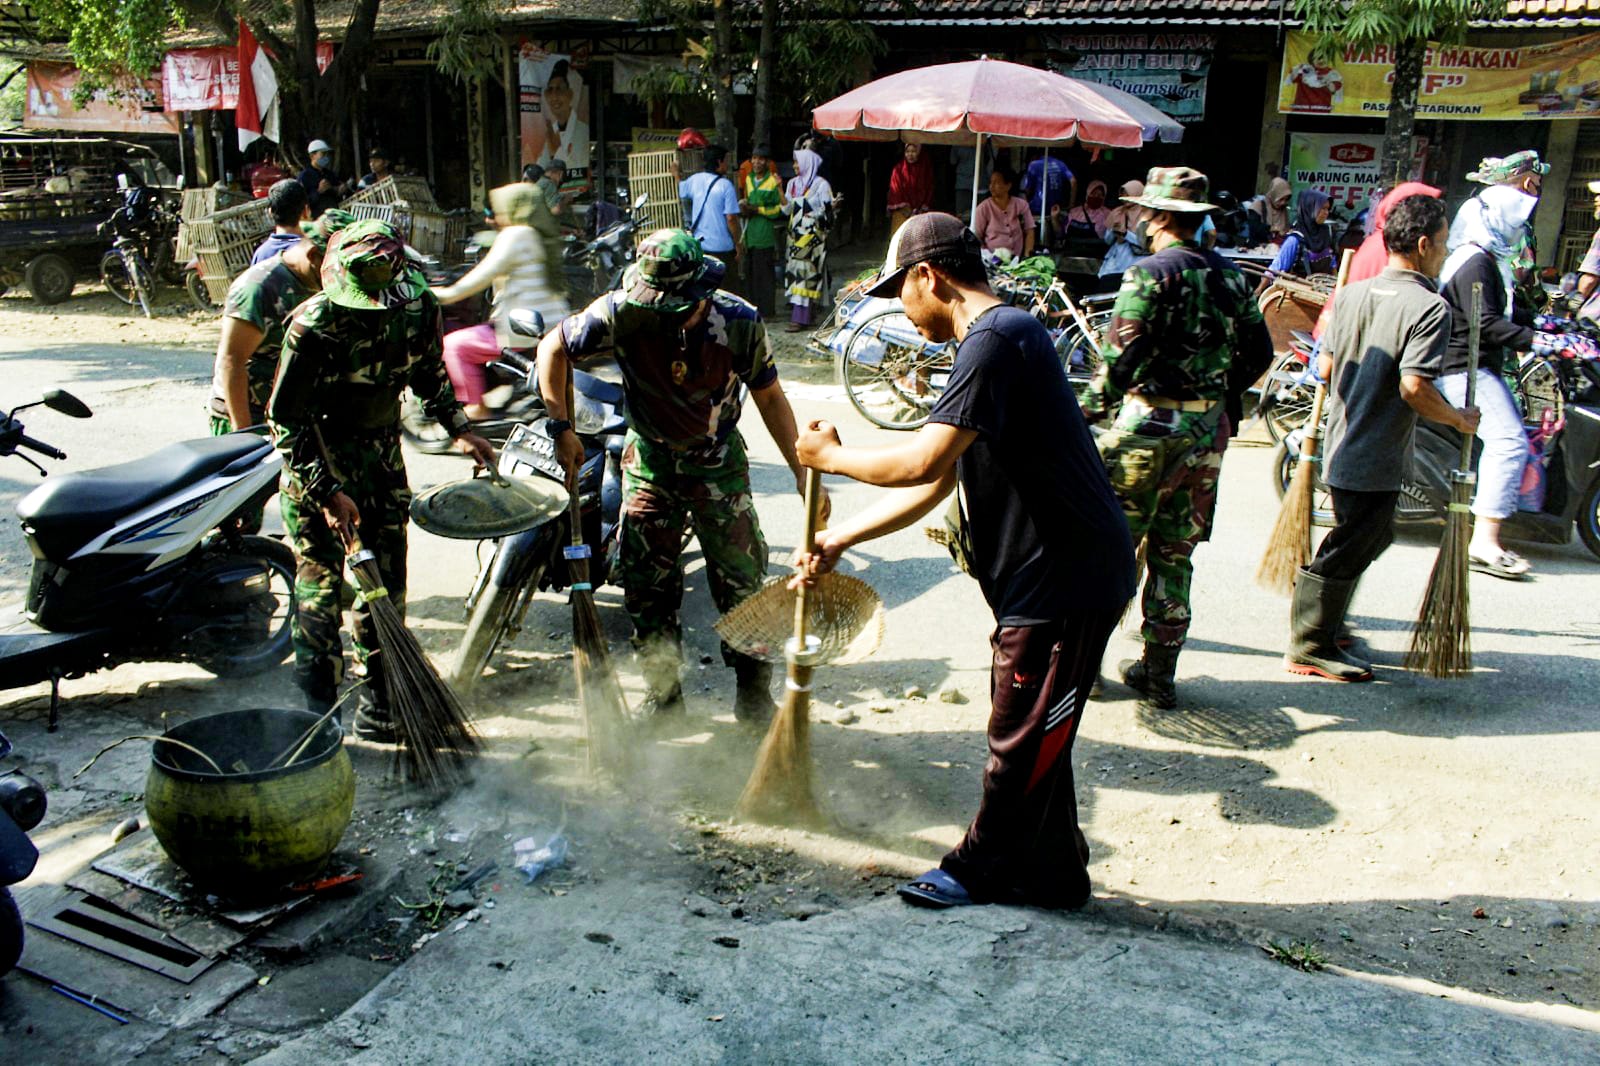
[1050,33,1212,123]
[24,62,179,135]
[1280,29,1600,120]
[1287,132,1427,211]
[519,43,591,175]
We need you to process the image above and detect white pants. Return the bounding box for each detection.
[1436,369,1528,521]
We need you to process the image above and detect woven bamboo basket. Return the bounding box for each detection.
[627,149,682,242]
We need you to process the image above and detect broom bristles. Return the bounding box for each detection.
[354,558,479,786]
[736,664,822,826]
[569,579,631,775]
[1405,506,1473,678]
[1256,457,1316,595]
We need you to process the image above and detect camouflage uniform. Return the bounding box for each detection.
[559,232,779,700]
[1081,172,1272,652]
[267,221,469,711]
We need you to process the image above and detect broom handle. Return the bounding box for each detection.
[564,368,585,552]
[1302,249,1355,454]
[1460,282,1483,470]
[793,468,824,645]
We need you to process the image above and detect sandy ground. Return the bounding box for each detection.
[0,280,1597,1061]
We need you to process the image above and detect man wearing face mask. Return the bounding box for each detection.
[536,230,822,724]
[1081,168,1274,711]
[1452,151,1548,314]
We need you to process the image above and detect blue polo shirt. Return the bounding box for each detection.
[679,171,740,253]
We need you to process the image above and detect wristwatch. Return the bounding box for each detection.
[544,419,573,439]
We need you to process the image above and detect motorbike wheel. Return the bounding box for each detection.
[452,553,548,692]
[1578,478,1600,561]
[192,535,297,678]
[1273,442,1335,527]
[100,250,136,305]
[186,269,219,313]
[399,391,456,455]
[1261,349,1318,443]
[0,885,22,978]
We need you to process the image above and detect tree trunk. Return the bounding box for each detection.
[753,0,778,151]
[711,0,737,154]
[250,0,381,171]
[1380,36,1426,187]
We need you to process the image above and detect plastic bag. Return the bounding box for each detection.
[512,833,569,884]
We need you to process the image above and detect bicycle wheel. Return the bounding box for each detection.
[839,310,952,430]
[99,249,135,305]
[1515,355,1564,429]
[1261,349,1317,442]
[127,252,154,318]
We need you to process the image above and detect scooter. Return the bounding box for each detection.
[1274,347,1600,560]
[563,192,648,306]
[0,391,296,730]
[399,314,548,455]
[451,339,626,690]
[0,725,46,977]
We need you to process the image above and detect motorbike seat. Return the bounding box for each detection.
[17,435,271,554]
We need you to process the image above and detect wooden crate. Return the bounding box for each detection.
[189,199,274,300]
[343,175,439,212]
[180,186,251,222]
[627,149,683,241]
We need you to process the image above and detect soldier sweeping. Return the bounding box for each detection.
[536,229,822,724]
[268,220,496,739]
[1080,168,1274,710]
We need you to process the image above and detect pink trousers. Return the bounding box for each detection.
[442,323,502,405]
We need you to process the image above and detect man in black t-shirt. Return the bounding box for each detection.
[795,213,1136,910]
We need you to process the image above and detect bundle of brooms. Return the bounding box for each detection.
[1405,281,1484,679]
[1255,249,1354,595]
[345,539,479,784]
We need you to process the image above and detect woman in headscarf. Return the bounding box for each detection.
[432,182,568,420]
[1063,179,1111,238]
[1263,175,1292,237]
[1436,183,1568,579]
[1096,179,1147,292]
[783,147,836,333]
[886,141,934,234]
[1264,189,1336,282]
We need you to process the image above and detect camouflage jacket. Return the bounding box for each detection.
[1082,240,1273,422]
[267,290,467,506]
[559,289,778,456]
[210,255,313,420]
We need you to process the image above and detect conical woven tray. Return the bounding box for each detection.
[410,475,570,540]
[715,573,884,666]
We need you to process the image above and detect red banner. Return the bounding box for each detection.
[24,63,179,135]
[162,48,240,112]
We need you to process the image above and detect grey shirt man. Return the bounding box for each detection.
[1322,268,1451,492]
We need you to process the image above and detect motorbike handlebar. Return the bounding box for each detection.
[18,433,65,460]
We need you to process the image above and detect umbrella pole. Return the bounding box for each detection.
[970,130,982,228]
[1040,147,1049,246]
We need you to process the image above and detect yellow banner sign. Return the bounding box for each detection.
[1279,29,1600,120]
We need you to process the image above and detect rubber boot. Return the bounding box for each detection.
[1285,567,1373,682]
[638,644,685,719]
[733,656,776,726]
[297,661,338,718]
[1118,644,1180,710]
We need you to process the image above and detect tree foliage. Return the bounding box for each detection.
[1293,0,1508,182]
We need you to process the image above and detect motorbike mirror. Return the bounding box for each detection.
[43,389,92,419]
[633,191,649,210]
[508,309,545,339]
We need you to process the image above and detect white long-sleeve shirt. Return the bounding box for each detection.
[434,224,569,350]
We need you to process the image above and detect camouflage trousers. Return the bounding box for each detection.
[619,430,769,692]
[209,414,268,535]
[1109,402,1230,648]
[279,430,411,709]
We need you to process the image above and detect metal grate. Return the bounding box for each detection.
[26,891,215,984]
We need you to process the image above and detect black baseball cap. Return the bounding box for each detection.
[865,212,983,298]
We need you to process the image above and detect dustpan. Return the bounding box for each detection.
[715,572,884,666]
[409,474,570,540]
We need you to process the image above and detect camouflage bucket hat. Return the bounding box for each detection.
[1123,166,1216,213]
[624,228,726,313]
[1467,150,1550,185]
[300,208,357,252]
[320,218,427,311]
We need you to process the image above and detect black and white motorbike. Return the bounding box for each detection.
[451,330,626,689]
[0,391,295,730]
[0,725,45,977]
